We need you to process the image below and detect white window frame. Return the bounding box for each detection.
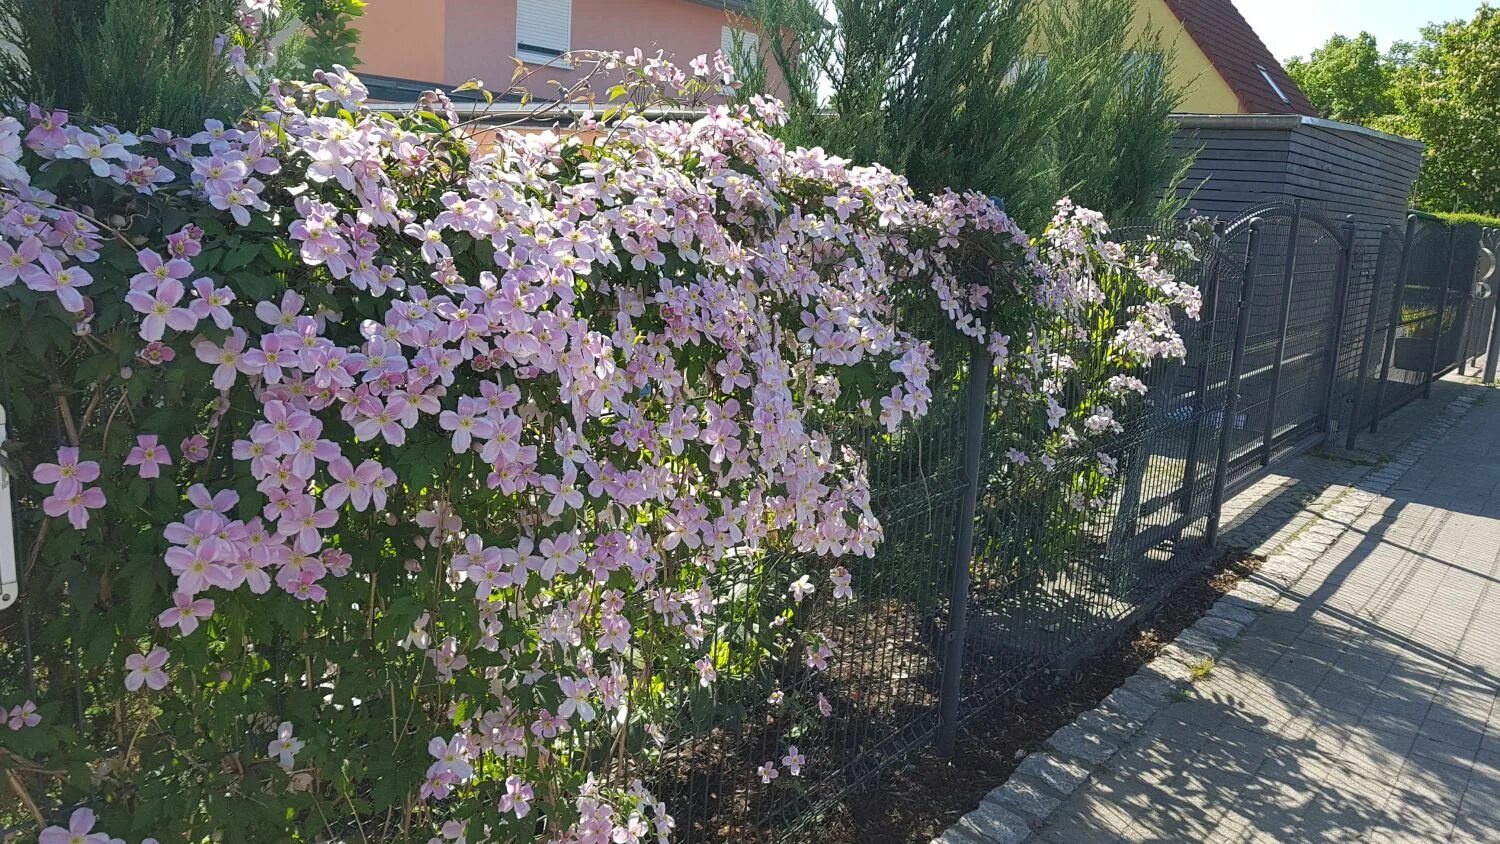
[1256,64,1293,107]
[517,0,573,66]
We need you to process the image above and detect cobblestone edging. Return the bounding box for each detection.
[931,390,1484,844]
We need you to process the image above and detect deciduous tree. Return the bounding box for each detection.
[1284,32,1392,123]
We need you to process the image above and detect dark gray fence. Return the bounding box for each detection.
[652,201,1495,842]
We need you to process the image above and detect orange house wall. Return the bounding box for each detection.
[358,0,778,97]
[357,0,449,83]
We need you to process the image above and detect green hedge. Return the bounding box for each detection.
[1419,210,1500,230]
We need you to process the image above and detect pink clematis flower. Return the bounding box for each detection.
[6,700,39,730]
[781,745,806,776]
[0,237,40,287]
[499,775,534,818]
[124,646,170,691]
[194,328,250,390]
[33,447,100,497]
[20,252,92,312]
[287,569,328,602]
[180,435,210,463]
[59,131,126,177]
[124,276,199,341]
[25,105,68,152]
[158,592,214,635]
[323,457,381,511]
[829,566,854,600]
[128,248,193,292]
[42,485,106,530]
[124,435,173,479]
[139,341,175,366]
[187,483,239,514]
[38,807,110,844]
[188,278,236,329]
[268,721,304,769]
[277,499,338,552]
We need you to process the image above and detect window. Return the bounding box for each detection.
[1002,55,1048,87]
[1256,64,1292,107]
[1124,51,1163,79]
[517,0,571,64]
[721,25,761,74]
[1123,51,1164,93]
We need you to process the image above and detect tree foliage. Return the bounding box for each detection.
[283,0,368,77]
[1039,0,1192,222]
[1284,32,1392,124]
[1387,6,1500,215]
[745,0,1190,227]
[0,0,365,134]
[748,0,1063,227]
[0,0,250,133]
[1285,5,1500,216]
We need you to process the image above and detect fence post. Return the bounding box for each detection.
[1346,226,1393,450]
[1206,218,1263,548]
[935,339,990,758]
[1372,215,1417,433]
[1425,224,1458,399]
[1319,217,1358,435]
[1456,228,1478,376]
[1485,230,1500,383]
[1262,200,1301,465]
[1178,221,1226,514]
[1476,227,1500,383]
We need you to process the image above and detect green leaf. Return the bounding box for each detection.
[221,242,261,272]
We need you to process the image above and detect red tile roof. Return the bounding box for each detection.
[1161,0,1318,116]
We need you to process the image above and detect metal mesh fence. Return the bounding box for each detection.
[647,202,1497,842]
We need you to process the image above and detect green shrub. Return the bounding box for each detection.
[1422,210,1500,230]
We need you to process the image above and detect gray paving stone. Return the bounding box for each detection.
[987,776,1061,820]
[1099,687,1161,723]
[957,798,1030,844]
[1190,615,1246,643]
[1045,724,1119,765]
[1205,600,1260,626]
[1075,708,1142,745]
[1016,752,1091,795]
[1121,670,1180,703]
[931,827,982,844]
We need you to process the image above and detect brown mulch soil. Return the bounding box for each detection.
[803,549,1264,844]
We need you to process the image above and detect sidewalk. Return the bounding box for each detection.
[1031,381,1500,843]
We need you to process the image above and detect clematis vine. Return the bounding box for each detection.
[0,44,1195,842]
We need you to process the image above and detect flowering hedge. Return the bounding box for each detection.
[0,47,1195,843]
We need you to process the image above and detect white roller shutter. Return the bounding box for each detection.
[721,25,760,74]
[517,0,572,63]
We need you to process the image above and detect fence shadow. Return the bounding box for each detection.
[1047,384,1500,843]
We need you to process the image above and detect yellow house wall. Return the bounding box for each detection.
[1131,0,1243,113]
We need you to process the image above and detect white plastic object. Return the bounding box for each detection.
[0,403,15,609]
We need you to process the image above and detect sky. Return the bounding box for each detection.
[1239,0,1483,60]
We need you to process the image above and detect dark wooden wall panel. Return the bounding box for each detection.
[1170,116,1424,257]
